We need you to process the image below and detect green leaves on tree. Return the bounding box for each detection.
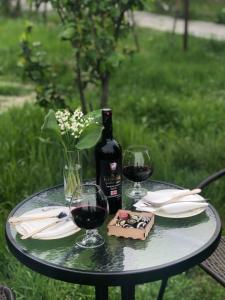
[19,0,144,111]
[52,0,144,111]
[60,26,76,41]
[18,23,67,109]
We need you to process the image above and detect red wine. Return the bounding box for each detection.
[95,108,122,214]
[71,205,107,229]
[123,165,153,182]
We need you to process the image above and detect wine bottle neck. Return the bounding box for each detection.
[102,109,113,139]
[102,119,113,139]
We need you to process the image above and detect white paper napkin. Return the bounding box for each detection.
[10,207,66,221]
[13,206,80,240]
[134,189,208,217]
[142,189,204,205]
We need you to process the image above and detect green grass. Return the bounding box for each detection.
[146,0,225,23]
[112,31,225,222]
[1,18,225,299]
[0,17,73,86]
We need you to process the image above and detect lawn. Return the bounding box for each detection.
[1,17,225,299]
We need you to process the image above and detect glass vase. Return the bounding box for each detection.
[63,150,82,202]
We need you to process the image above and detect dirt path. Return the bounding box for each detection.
[0,80,35,112]
[0,93,35,111]
[134,11,225,41]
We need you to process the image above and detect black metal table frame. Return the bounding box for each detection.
[5,181,222,300]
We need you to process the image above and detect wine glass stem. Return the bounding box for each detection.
[134,182,141,191]
[86,229,98,237]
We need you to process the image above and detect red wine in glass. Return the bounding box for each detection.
[123,166,153,182]
[71,205,107,229]
[69,183,108,249]
[123,146,153,199]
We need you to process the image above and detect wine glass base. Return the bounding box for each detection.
[64,196,71,203]
[125,187,148,200]
[75,230,104,249]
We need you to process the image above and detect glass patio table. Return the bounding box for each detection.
[5,180,221,300]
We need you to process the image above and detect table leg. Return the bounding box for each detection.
[95,285,108,300]
[157,277,168,300]
[121,284,135,300]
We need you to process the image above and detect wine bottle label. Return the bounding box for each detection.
[99,160,122,199]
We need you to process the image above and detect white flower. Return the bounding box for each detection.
[55,108,94,141]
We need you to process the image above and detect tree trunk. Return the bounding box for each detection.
[183,0,189,51]
[14,0,21,18]
[43,1,47,23]
[100,74,109,108]
[76,74,87,114]
[75,52,87,114]
[130,10,140,52]
[28,0,33,14]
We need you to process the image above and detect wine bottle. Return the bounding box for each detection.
[95,108,122,214]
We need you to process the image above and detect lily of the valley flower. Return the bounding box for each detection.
[55,108,93,139]
[41,108,102,150]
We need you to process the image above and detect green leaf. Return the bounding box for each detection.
[76,123,103,150]
[60,27,75,40]
[106,52,125,70]
[41,109,60,136]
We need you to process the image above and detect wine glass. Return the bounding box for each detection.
[69,183,108,249]
[123,146,153,200]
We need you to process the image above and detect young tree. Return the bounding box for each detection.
[19,23,67,109]
[20,1,143,111]
[48,0,144,113]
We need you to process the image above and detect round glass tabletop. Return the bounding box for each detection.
[6,180,221,286]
